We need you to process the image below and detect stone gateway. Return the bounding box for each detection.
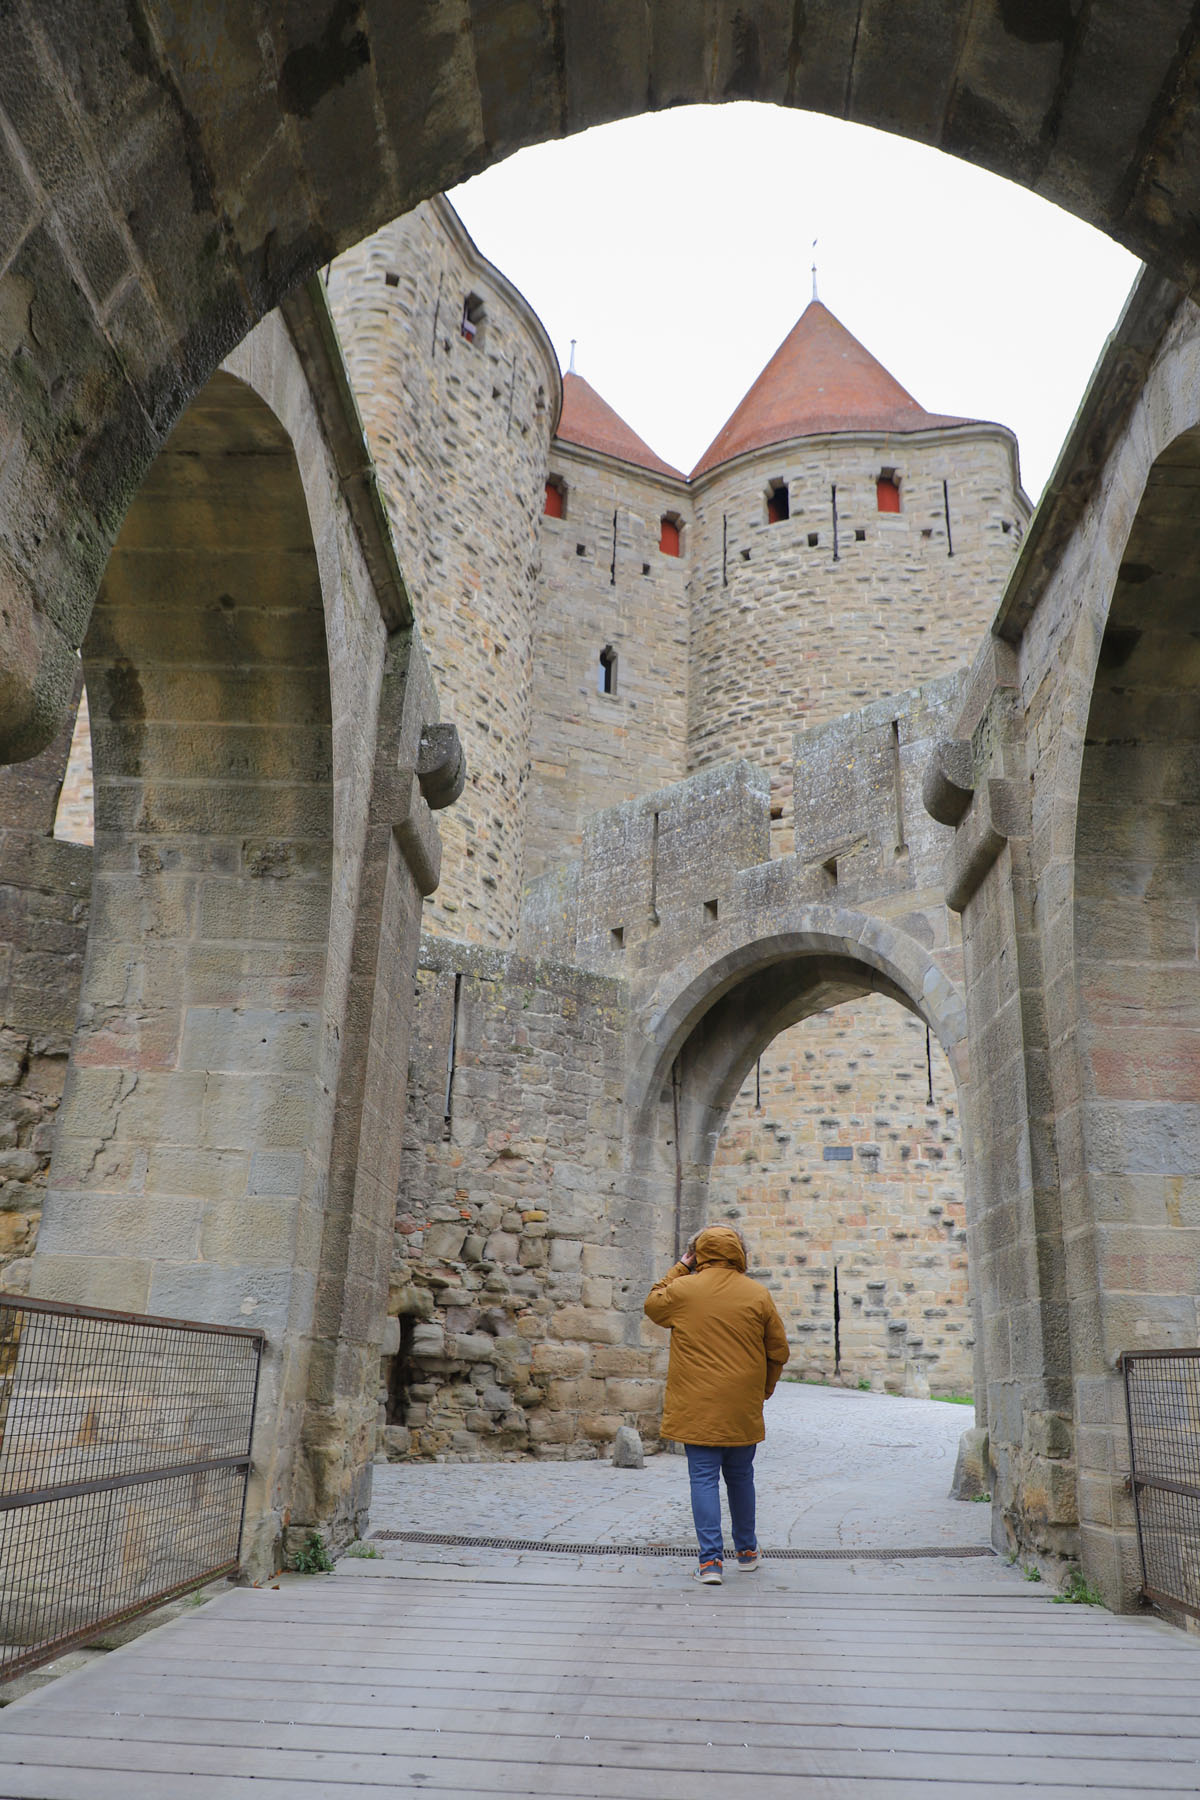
[2,6,1200,1612]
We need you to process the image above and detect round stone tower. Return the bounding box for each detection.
[328,199,561,943]
[686,300,1029,847]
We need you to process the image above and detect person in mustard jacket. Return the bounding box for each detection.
[644,1223,790,1585]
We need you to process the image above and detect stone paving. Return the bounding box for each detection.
[369,1382,990,1553]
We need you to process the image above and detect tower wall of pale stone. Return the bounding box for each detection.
[680,438,1005,1405]
[687,429,1027,852]
[328,202,560,943]
[710,998,972,1397]
[525,445,690,883]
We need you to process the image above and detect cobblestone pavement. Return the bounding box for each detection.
[369,1382,989,1554]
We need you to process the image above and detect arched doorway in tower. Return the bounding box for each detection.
[709,995,971,1399]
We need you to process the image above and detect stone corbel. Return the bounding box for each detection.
[394,772,442,897]
[392,721,464,897]
[417,722,466,810]
[944,778,1023,913]
[922,738,974,828]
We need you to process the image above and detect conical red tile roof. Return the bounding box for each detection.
[557,372,685,480]
[690,302,973,479]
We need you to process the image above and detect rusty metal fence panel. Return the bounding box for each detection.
[1122,1348,1200,1619]
[0,1293,263,1680]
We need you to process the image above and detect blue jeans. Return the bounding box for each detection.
[684,1443,757,1563]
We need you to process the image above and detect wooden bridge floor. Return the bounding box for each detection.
[0,1550,1198,1798]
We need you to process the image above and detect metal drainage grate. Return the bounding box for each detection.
[370,1530,994,1560]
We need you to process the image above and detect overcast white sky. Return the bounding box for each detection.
[451,104,1139,502]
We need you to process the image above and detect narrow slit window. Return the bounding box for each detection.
[659,514,682,556]
[544,476,567,519]
[598,644,618,697]
[461,292,486,345]
[766,480,790,524]
[877,470,901,513]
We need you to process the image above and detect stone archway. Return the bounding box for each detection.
[625,916,971,1300]
[32,369,339,1567]
[1066,419,1200,1601]
[622,913,979,1481]
[5,4,1200,762]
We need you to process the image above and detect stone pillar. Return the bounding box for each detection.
[288,628,448,1551]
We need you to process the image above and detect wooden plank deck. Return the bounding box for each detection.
[1,1553,1198,1797]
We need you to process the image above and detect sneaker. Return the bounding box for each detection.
[736,1549,760,1571]
[694,1560,723,1585]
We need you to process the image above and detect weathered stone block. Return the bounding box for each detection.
[605,1377,660,1412]
[551,1306,625,1345]
[410,1322,445,1359]
[530,1342,588,1376]
[424,1222,468,1261]
[549,1238,582,1272]
[949,1426,990,1500]
[611,1425,644,1467]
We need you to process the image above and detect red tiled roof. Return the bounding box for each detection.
[690,302,974,479]
[557,372,685,480]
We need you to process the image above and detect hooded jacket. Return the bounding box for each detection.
[643,1225,790,1445]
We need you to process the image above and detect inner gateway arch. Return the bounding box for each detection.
[2,5,1200,1607]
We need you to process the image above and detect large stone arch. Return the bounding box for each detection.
[19,302,447,1565]
[1065,411,1200,1604]
[993,306,1200,1603]
[32,365,340,1567]
[624,914,975,1371]
[6,3,1200,760]
[629,911,967,1156]
[925,285,1200,1601]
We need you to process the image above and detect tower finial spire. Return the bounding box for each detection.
[811,240,819,304]
[568,338,577,374]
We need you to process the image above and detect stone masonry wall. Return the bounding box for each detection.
[0,681,90,1291]
[688,430,1027,853]
[389,941,664,1460]
[328,201,560,944]
[710,996,971,1396]
[525,443,690,882]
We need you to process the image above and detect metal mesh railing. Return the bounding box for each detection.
[1122,1348,1200,1619]
[0,1294,263,1680]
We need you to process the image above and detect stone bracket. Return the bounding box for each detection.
[417,723,466,810]
[394,774,442,896]
[922,738,974,828]
[944,778,1021,913]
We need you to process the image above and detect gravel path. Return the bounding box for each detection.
[368,1382,989,1551]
